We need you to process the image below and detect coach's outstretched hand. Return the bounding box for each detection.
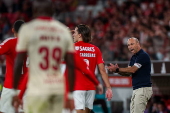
[107,63,119,72]
[105,87,113,101]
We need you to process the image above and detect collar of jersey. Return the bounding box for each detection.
[135,49,143,55]
[37,16,53,21]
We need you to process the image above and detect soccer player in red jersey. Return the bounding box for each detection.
[0,20,28,113]
[72,24,113,113]
[64,52,103,112]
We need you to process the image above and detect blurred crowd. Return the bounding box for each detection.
[0,0,170,112]
[0,0,170,63]
[145,95,170,113]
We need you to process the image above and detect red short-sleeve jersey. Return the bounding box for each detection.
[74,41,104,73]
[0,37,28,89]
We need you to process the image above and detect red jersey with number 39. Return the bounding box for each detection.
[0,38,28,89]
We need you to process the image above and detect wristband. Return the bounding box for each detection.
[115,68,119,73]
[68,92,73,99]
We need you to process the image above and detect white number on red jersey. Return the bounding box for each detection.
[83,59,89,69]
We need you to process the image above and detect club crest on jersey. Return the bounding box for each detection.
[75,46,79,50]
[75,46,95,52]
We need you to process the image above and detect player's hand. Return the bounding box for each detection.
[12,95,22,113]
[97,84,103,94]
[65,98,75,112]
[105,87,113,101]
[65,92,75,112]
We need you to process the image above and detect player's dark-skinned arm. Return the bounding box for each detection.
[12,52,26,112]
[18,74,28,99]
[64,53,75,111]
[13,52,27,89]
[13,74,28,112]
[64,53,75,93]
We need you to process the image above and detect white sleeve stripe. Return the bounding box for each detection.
[134,63,142,68]
[0,37,15,46]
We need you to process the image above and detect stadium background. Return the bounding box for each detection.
[0,0,170,113]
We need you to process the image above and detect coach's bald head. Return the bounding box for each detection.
[33,0,55,18]
[127,37,139,43]
[127,37,141,54]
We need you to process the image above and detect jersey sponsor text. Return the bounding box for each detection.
[80,53,96,57]
[75,46,95,52]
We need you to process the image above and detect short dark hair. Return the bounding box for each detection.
[76,24,92,43]
[33,0,54,17]
[13,20,25,33]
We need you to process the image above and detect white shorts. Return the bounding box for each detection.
[0,87,23,113]
[24,93,64,113]
[73,90,95,110]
